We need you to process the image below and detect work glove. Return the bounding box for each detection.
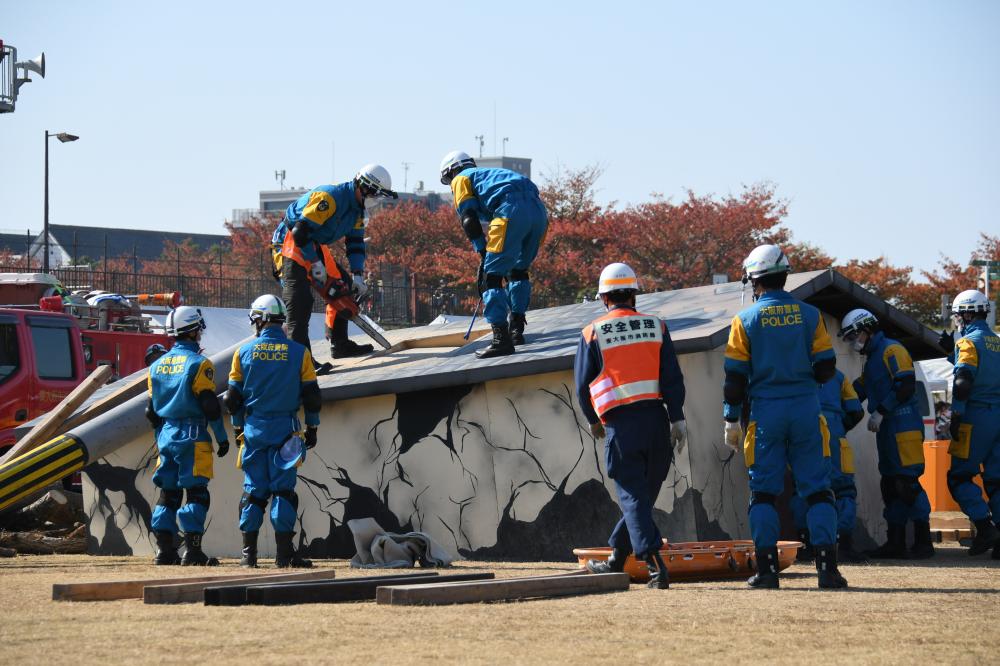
[589,422,606,440]
[670,420,688,454]
[938,329,955,355]
[724,421,743,452]
[351,273,368,301]
[216,440,230,458]
[476,252,487,297]
[949,414,961,442]
[867,411,883,433]
[304,426,318,450]
[310,261,327,284]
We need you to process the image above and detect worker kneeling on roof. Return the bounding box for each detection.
[146,306,230,566]
[270,165,397,372]
[224,294,321,568]
[575,263,687,589]
[439,151,549,358]
[723,245,847,589]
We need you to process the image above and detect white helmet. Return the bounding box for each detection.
[249,294,287,325]
[354,164,398,200]
[165,306,206,337]
[838,308,878,339]
[952,289,991,314]
[598,262,640,294]
[742,244,791,282]
[439,150,477,185]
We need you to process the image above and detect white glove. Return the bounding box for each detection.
[352,273,368,300]
[724,421,743,452]
[310,261,327,284]
[867,411,883,433]
[670,420,688,454]
[589,422,606,440]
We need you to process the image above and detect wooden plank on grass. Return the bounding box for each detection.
[376,572,628,606]
[205,571,438,606]
[53,571,283,602]
[144,568,337,604]
[241,571,494,607]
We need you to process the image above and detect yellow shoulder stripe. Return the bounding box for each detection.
[451,174,476,209]
[302,190,336,225]
[725,316,751,362]
[229,349,243,383]
[956,338,978,367]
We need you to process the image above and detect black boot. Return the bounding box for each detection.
[795,529,815,562]
[910,520,935,559]
[275,531,312,568]
[867,524,908,559]
[815,545,849,589]
[586,547,629,574]
[838,531,868,563]
[240,531,259,568]
[644,551,670,589]
[476,323,515,359]
[181,532,220,566]
[993,540,1000,560]
[312,359,334,376]
[747,546,780,589]
[509,313,527,346]
[969,518,1000,556]
[331,339,374,359]
[153,530,180,565]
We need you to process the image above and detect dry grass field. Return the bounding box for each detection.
[0,544,996,665]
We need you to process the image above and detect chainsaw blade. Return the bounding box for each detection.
[351,313,391,349]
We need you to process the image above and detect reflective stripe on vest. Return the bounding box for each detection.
[585,310,664,420]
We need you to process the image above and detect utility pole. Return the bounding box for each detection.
[474,135,485,158]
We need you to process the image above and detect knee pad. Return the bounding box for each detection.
[157,488,183,510]
[833,486,857,501]
[240,492,268,515]
[485,273,505,290]
[509,268,529,281]
[806,489,836,506]
[893,476,921,506]
[946,471,975,494]
[984,478,1000,500]
[185,486,210,509]
[879,477,897,504]
[749,491,777,508]
[273,489,299,509]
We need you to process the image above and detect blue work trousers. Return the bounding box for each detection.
[151,420,213,534]
[874,406,930,525]
[948,402,1000,525]
[238,414,301,533]
[482,194,548,324]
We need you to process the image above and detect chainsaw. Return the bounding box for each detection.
[309,273,391,350]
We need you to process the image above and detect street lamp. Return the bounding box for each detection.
[43,130,79,272]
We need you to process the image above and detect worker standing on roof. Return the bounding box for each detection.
[224,295,321,568]
[271,166,397,371]
[723,245,847,589]
[790,369,867,562]
[575,263,687,589]
[438,151,549,358]
[944,290,1000,559]
[839,308,934,559]
[145,307,229,566]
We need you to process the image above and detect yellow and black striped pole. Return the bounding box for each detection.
[0,434,89,511]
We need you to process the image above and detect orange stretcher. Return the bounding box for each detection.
[573,540,802,583]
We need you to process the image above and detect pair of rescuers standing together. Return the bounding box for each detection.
[575,262,688,589]
[146,297,319,568]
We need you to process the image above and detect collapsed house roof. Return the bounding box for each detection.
[318,269,946,401]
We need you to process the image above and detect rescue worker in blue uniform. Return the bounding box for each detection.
[146,307,229,566]
[945,290,1000,558]
[271,165,397,369]
[790,370,866,562]
[439,151,549,358]
[575,263,687,589]
[723,245,846,589]
[839,308,934,559]
[224,294,322,568]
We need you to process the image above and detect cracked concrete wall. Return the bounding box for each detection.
[84,322,886,559]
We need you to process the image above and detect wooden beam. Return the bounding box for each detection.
[376,572,629,606]
[53,571,286,602]
[56,372,148,435]
[238,571,493,607]
[205,571,439,606]
[143,568,337,604]
[0,365,112,465]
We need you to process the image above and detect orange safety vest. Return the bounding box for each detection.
[582,308,664,422]
[279,232,343,279]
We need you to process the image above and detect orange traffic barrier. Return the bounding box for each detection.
[573,540,801,583]
[919,440,986,512]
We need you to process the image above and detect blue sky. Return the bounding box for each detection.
[2,1,997,276]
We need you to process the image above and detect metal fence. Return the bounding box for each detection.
[0,263,478,328]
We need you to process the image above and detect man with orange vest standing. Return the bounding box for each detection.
[575,263,687,589]
[270,165,397,371]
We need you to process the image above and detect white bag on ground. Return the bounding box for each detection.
[347,517,454,569]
